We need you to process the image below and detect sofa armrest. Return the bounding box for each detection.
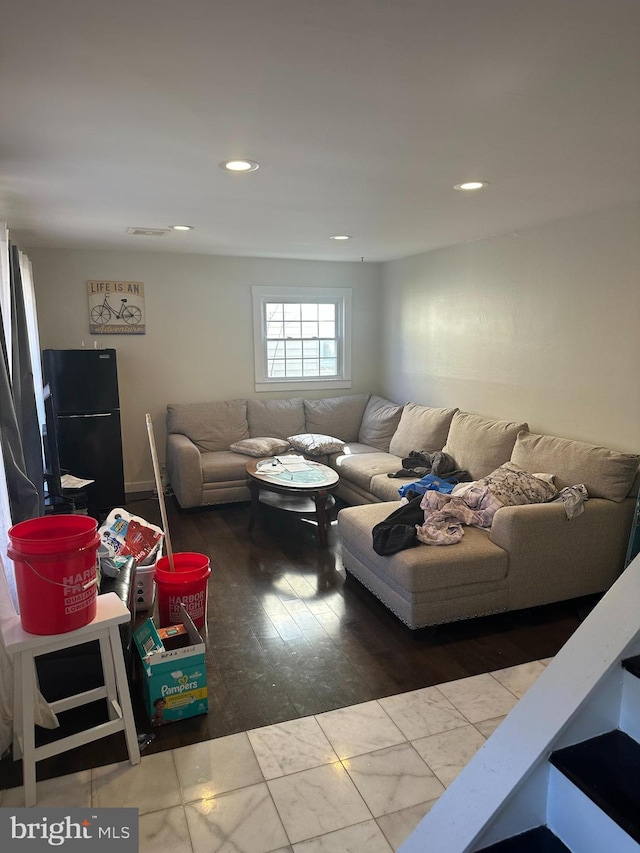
[166,433,203,508]
[489,498,635,608]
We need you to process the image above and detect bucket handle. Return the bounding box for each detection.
[7,540,99,563]
[8,551,99,591]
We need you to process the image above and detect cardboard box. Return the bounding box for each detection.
[134,605,208,727]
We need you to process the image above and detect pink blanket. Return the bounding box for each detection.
[416,486,504,545]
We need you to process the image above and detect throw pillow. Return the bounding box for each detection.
[511,430,639,502]
[167,399,249,452]
[247,398,305,440]
[230,437,291,457]
[358,395,403,452]
[388,403,458,458]
[478,461,557,506]
[303,395,370,442]
[287,433,345,456]
[443,411,528,480]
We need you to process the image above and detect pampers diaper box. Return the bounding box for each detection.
[134,605,207,726]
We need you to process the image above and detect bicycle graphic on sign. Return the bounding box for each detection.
[90,296,141,326]
[87,280,145,334]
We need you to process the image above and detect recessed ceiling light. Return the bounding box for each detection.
[454,181,490,191]
[330,234,351,241]
[170,225,194,231]
[220,159,260,173]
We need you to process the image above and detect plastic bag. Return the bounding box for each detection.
[99,508,163,566]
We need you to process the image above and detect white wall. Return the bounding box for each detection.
[380,202,640,454]
[28,249,382,490]
[28,201,640,492]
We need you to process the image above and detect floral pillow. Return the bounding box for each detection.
[229,437,291,457]
[478,461,557,507]
[287,433,345,456]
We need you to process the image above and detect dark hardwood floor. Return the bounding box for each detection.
[0,492,599,790]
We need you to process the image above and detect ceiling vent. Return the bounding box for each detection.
[126,227,170,237]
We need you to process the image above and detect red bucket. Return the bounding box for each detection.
[7,514,100,635]
[155,552,211,630]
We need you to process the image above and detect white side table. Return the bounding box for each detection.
[0,592,141,806]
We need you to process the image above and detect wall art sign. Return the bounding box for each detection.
[88,280,145,334]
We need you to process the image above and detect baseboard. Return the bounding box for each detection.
[125,479,155,493]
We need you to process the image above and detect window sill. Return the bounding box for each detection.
[255,379,352,394]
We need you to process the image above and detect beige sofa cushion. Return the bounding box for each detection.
[358,395,403,452]
[389,403,458,458]
[333,451,401,492]
[331,442,381,460]
[167,400,249,452]
[247,398,305,440]
[443,411,528,480]
[511,431,639,502]
[201,450,251,483]
[369,473,408,502]
[304,394,370,442]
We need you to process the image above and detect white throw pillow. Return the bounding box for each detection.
[229,437,291,457]
[287,433,345,456]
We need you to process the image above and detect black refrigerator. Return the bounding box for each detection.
[42,348,126,514]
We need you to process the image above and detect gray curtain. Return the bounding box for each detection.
[0,244,43,523]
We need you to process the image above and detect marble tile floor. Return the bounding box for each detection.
[0,659,551,852]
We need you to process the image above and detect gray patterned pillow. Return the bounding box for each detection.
[287,433,345,456]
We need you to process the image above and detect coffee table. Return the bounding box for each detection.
[246,457,340,547]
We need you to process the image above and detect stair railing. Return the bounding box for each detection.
[399,552,640,853]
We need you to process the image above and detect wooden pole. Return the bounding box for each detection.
[145,413,175,571]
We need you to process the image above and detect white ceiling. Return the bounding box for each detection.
[1,0,639,262]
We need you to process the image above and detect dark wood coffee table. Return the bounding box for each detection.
[246,457,340,547]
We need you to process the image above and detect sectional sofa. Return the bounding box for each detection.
[165,393,638,628]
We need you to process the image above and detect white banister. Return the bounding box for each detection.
[400,553,640,853]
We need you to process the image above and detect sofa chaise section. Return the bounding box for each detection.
[339,503,510,628]
[338,425,638,628]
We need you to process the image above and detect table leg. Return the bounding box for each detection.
[314,489,330,547]
[248,479,261,532]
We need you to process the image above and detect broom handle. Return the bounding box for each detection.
[145,413,175,571]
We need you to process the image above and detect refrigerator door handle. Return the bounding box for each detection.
[58,412,114,419]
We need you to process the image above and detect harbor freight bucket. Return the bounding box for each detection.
[155,552,211,630]
[7,514,100,635]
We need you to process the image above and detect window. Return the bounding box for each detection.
[252,286,352,392]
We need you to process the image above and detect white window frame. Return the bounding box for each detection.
[252,286,352,393]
